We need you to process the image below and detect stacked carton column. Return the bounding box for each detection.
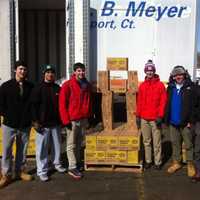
[85,58,142,171]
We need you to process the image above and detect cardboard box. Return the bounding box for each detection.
[127,150,140,164]
[106,150,119,163]
[110,79,127,93]
[96,135,118,150]
[107,57,128,71]
[117,151,127,163]
[96,151,106,162]
[85,150,97,162]
[86,135,96,150]
[85,150,106,163]
[118,135,140,150]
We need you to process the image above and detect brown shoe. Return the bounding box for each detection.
[167,161,182,174]
[15,172,33,181]
[0,175,12,188]
[187,161,196,177]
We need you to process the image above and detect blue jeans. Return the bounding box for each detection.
[35,126,62,176]
[1,124,30,175]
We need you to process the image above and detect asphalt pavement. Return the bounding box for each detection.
[0,161,199,200]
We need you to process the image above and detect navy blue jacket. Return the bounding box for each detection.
[164,78,195,127]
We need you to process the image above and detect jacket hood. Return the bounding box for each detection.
[168,77,193,88]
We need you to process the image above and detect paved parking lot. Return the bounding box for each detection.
[0,161,199,200]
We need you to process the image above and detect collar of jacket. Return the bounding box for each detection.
[144,74,160,83]
[168,78,193,89]
[70,74,88,84]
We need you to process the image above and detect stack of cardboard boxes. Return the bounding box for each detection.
[85,125,141,166]
[85,58,142,170]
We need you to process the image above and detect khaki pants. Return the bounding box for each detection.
[169,125,193,162]
[141,119,162,165]
[66,119,88,169]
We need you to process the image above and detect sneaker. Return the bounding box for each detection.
[153,164,162,170]
[144,162,152,169]
[187,161,196,177]
[55,166,66,173]
[167,161,182,174]
[15,171,33,181]
[68,168,83,179]
[0,175,12,188]
[39,174,49,182]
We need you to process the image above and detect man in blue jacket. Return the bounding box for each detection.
[164,66,195,177]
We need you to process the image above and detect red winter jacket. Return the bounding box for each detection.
[59,75,92,125]
[136,75,167,120]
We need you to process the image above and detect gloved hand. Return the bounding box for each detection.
[155,118,162,128]
[65,123,72,130]
[136,117,141,129]
[32,121,44,133]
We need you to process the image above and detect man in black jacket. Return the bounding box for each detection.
[191,82,200,181]
[0,61,34,188]
[31,65,66,182]
[164,66,195,177]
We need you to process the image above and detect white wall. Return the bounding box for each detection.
[0,0,12,83]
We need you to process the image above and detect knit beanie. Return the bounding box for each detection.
[171,66,186,77]
[144,60,156,73]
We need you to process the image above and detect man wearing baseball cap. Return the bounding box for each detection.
[136,60,167,170]
[164,66,196,177]
[31,64,66,182]
[0,61,34,188]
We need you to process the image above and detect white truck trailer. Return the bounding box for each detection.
[0,0,199,83]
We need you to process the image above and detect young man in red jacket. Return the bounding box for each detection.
[136,60,167,170]
[59,63,92,179]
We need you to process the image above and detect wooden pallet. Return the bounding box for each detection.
[84,162,143,173]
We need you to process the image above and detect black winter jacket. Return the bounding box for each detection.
[0,79,34,128]
[30,82,61,127]
[191,84,200,123]
[164,78,195,127]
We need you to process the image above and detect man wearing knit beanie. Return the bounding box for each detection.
[164,65,196,178]
[136,59,167,170]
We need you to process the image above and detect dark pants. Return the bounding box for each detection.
[169,125,193,162]
[194,122,200,172]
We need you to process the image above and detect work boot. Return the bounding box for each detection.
[167,161,182,174]
[0,175,12,188]
[15,171,33,181]
[187,161,196,177]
